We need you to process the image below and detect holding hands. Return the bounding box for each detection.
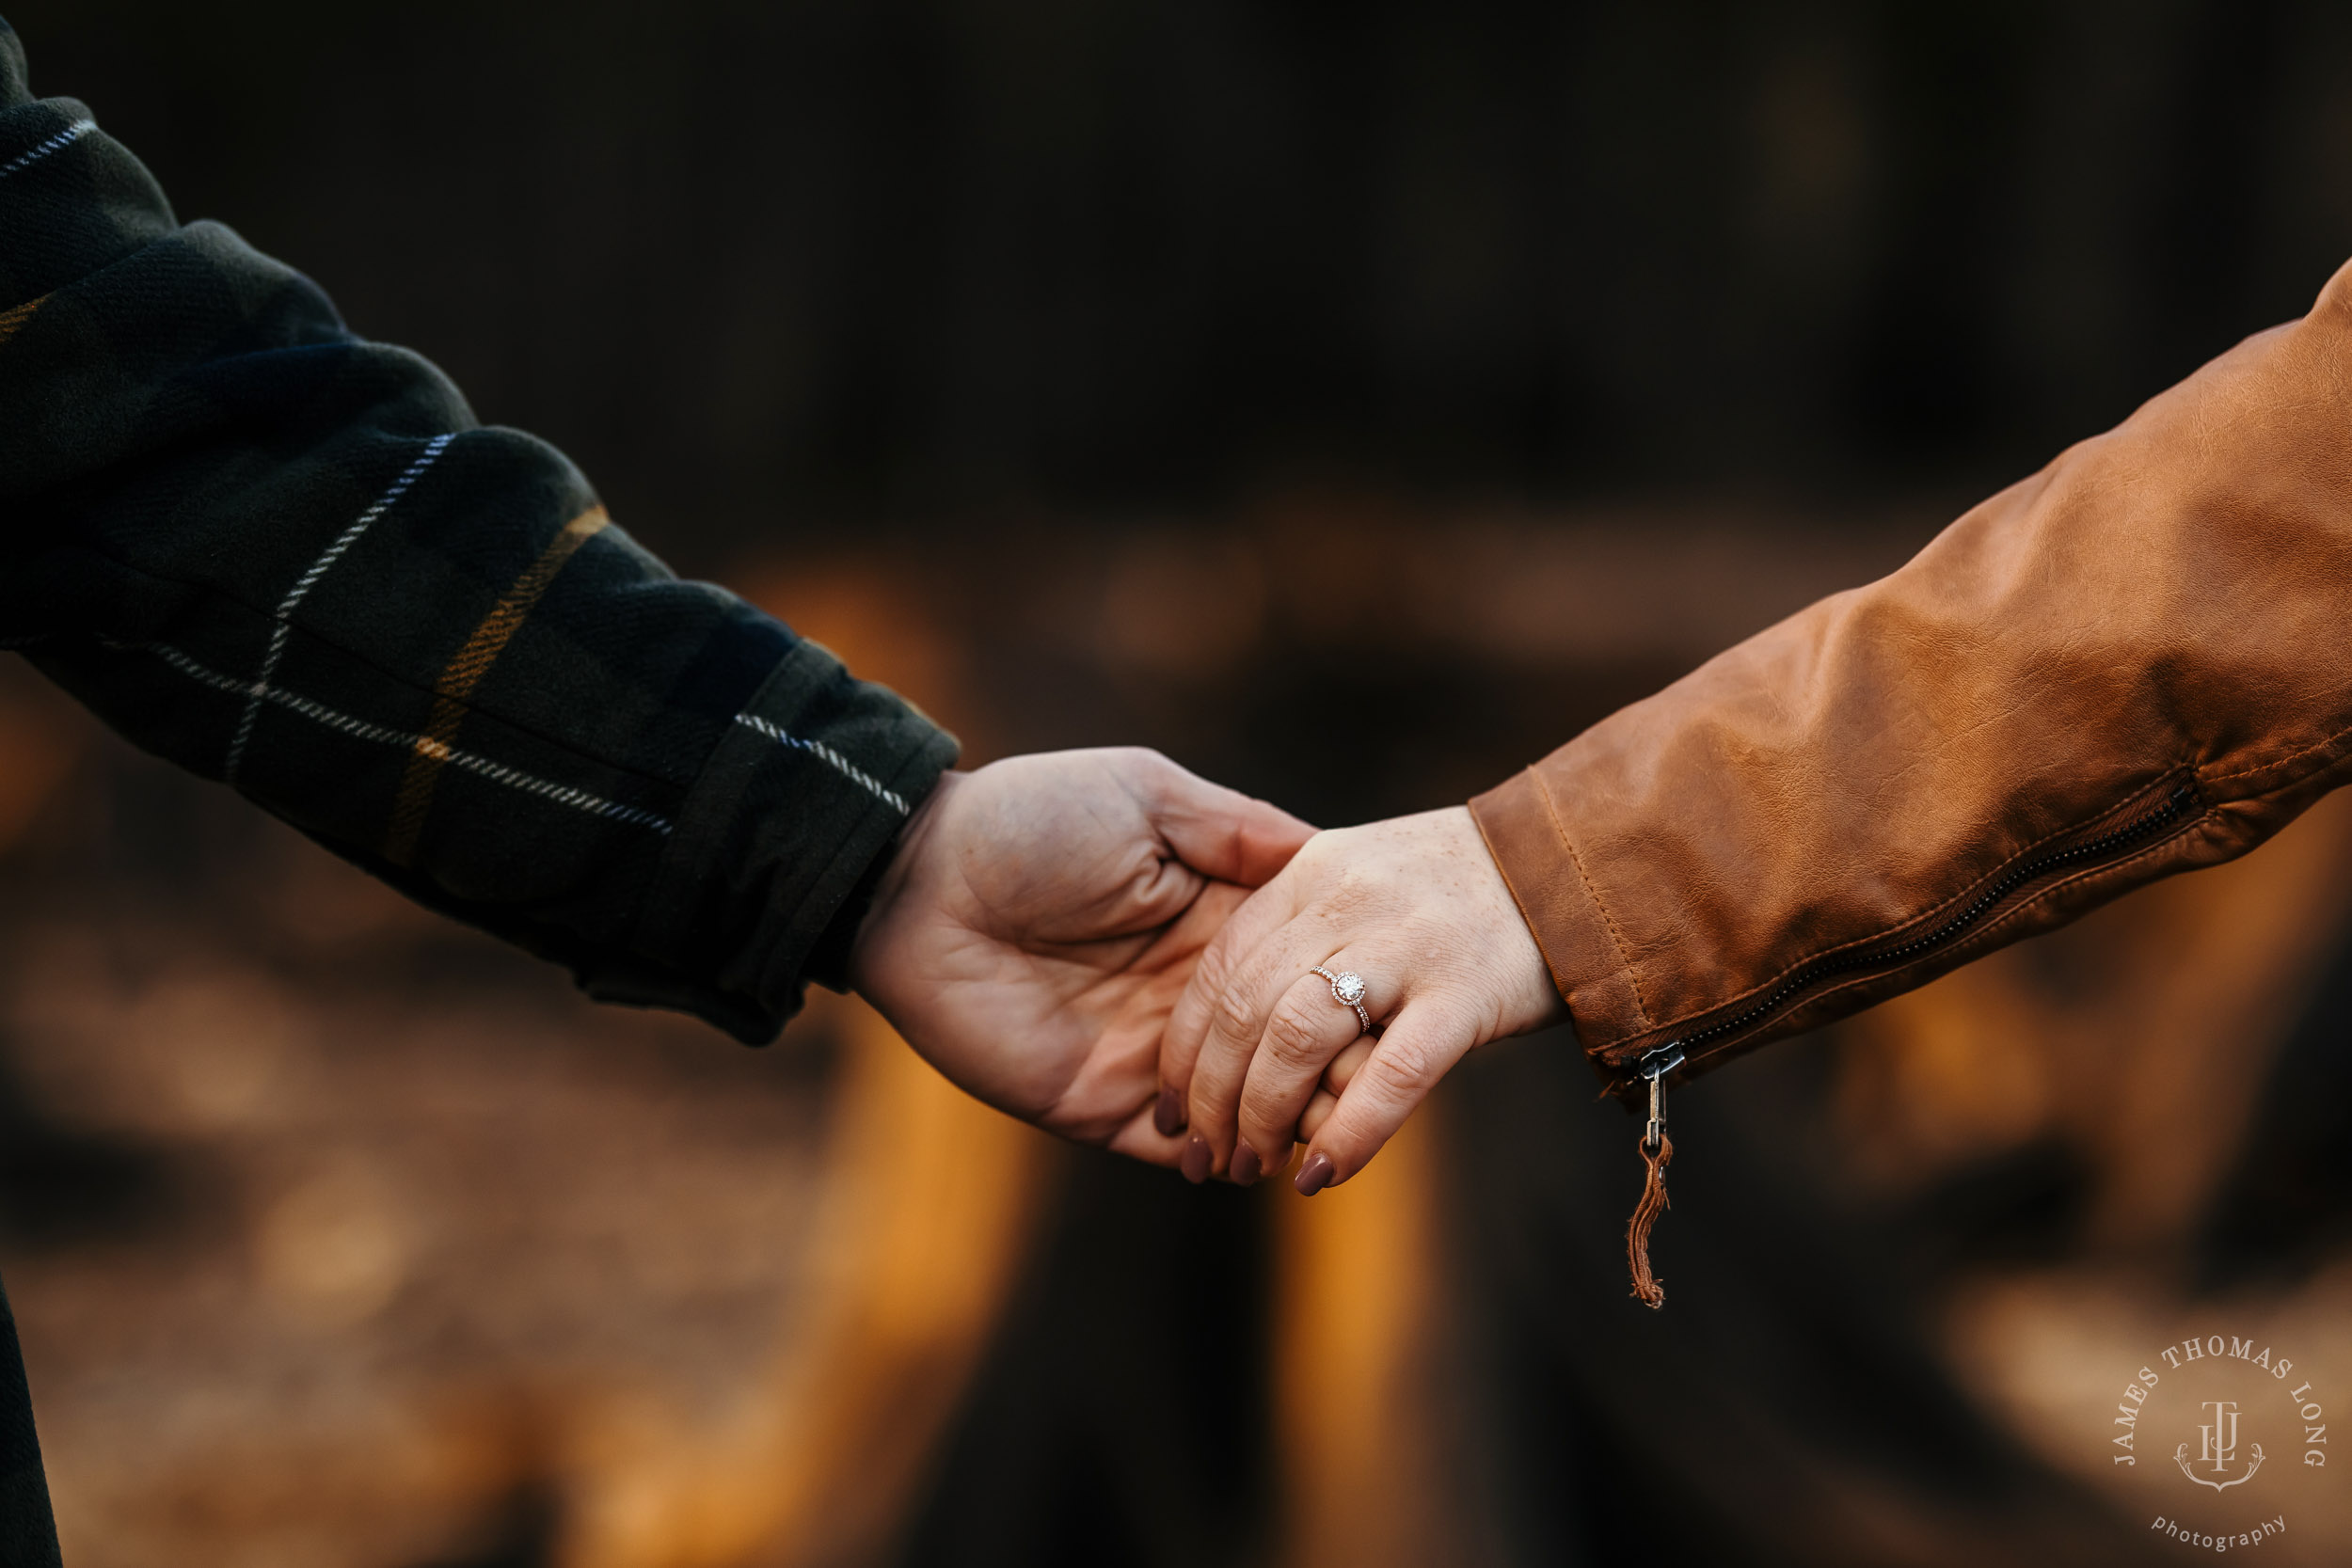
[1156,807,1564,1193]
[850,748,1315,1164]
[852,765,1558,1194]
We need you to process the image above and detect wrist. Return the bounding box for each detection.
[847,768,963,994]
[1449,803,1567,1035]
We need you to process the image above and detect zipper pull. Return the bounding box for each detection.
[1627,1043,1684,1309]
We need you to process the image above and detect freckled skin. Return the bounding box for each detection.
[1161,806,1564,1190]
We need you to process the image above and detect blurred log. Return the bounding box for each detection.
[564,999,1049,1568]
[1271,1111,1464,1568]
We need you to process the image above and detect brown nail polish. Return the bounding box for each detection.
[1180,1133,1213,1185]
[1154,1086,1186,1137]
[1295,1151,1336,1196]
[1230,1144,1262,1187]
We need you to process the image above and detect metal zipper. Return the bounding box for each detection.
[1639,1043,1682,1149]
[1616,779,2201,1307]
[1623,778,2202,1085]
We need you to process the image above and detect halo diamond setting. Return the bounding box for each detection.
[1311,965,1374,1032]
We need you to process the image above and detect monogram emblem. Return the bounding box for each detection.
[2173,1400,2265,1492]
[2116,1333,2331,1553]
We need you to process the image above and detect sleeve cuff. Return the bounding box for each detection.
[1469,765,1652,1087]
[591,638,958,1042]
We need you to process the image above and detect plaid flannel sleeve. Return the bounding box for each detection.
[0,24,959,1042]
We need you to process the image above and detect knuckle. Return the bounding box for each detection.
[1295,830,1348,878]
[1262,1003,1327,1069]
[1214,980,1263,1043]
[1328,858,1371,899]
[1191,938,1238,1001]
[1367,1041,1440,1098]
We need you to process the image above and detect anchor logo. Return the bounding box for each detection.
[2174,1400,2265,1492]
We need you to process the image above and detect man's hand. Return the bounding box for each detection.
[849,749,1315,1163]
[1158,807,1565,1192]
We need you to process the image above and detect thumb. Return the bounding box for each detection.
[1130,752,1314,887]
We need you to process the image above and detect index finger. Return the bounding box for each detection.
[1152,874,1299,1137]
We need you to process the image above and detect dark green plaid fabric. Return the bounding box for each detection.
[0,20,956,1037]
[0,21,956,1553]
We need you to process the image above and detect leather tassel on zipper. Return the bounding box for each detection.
[1626,1044,1682,1309]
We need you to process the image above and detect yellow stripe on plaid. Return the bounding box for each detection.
[0,293,48,350]
[382,505,612,865]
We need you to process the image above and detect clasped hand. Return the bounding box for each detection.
[850,755,1558,1190]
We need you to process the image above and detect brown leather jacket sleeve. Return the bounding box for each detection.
[1471,256,2352,1103]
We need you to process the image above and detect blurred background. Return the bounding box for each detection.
[5,1,2352,1562]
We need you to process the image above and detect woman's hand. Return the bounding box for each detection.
[1158,806,1565,1192]
[850,749,1314,1164]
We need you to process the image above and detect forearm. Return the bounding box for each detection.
[0,25,955,1038]
[1475,261,2352,1100]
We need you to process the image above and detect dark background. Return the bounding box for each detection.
[7,4,2352,1566]
[21,1,2352,556]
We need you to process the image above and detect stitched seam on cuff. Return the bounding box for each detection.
[1530,765,1654,1030]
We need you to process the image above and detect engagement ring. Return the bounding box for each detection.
[1311,966,1372,1033]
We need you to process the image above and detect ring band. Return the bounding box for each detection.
[1311,966,1372,1033]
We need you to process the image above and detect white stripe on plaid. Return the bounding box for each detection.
[226,433,455,782]
[735,712,910,815]
[138,641,672,834]
[0,117,96,181]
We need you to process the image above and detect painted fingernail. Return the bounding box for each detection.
[1295,1151,1336,1196]
[1230,1144,1262,1187]
[1180,1133,1213,1185]
[1154,1086,1186,1137]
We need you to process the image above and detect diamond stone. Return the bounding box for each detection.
[1331,972,1367,1006]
